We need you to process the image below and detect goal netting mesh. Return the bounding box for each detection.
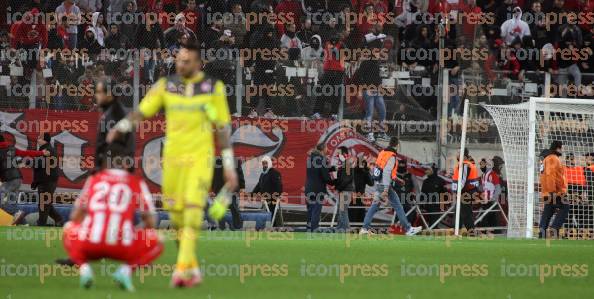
[481,99,594,238]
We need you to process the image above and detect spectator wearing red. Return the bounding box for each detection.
[459,0,482,38]
[502,40,521,80]
[313,35,346,117]
[10,8,48,49]
[183,0,200,35]
[275,0,303,29]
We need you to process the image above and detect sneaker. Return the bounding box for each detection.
[170,271,186,288]
[11,210,25,225]
[366,133,375,142]
[55,258,75,266]
[112,268,135,292]
[79,264,93,289]
[405,226,422,236]
[359,228,375,235]
[184,269,203,288]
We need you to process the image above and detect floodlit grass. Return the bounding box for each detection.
[0,227,592,299]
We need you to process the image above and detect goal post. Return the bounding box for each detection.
[460,97,594,238]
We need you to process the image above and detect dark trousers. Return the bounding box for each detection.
[306,193,323,231]
[539,194,570,237]
[460,190,476,230]
[313,70,344,116]
[217,195,242,230]
[37,180,63,226]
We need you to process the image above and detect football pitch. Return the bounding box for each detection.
[0,227,593,299]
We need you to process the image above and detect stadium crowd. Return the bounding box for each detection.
[2,0,594,118]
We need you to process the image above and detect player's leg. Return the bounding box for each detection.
[62,222,93,288]
[112,229,164,292]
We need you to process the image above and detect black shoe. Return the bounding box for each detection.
[55,258,75,266]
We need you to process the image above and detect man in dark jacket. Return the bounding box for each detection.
[0,133,48,218]
[304,143,333,231]
[212,158,245,229]
[252,156,283,226]
[352,154,373,224]
[334,146,354,231]
[421,164,447,227]
[94,80,135,171]
[32,133,63,226]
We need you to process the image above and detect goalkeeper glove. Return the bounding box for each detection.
[208,184,231,221]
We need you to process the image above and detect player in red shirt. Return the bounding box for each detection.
[481,156,504,227]
[62,146,163,291]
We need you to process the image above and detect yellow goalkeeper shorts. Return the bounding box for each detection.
[161,154,213,212]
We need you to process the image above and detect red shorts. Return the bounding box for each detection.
[63,222,163,267]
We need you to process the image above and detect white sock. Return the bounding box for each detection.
[80,263,93,277]
[118,264,132,277]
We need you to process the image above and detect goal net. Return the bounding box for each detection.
[480,98,594,238]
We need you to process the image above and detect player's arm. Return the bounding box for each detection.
[107,78,166,143]
[212,80,238,191]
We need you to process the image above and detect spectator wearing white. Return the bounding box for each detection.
[164,13,197,50]
[280,23,302,61]
[55,0,82,49]
[77,0,102,13]
[500,6,531,45]
[89,12,107,47]
[301,35,323,67]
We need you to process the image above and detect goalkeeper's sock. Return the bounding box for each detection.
[176,226,198,273]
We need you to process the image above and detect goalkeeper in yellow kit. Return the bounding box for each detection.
[107,43,238,288]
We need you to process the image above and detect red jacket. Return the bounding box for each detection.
[275,0,303,32]
[0,142,45,157]
[323,42,345,72]
[10,11,48,48]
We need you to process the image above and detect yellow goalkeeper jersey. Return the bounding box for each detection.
[139,72,230,158]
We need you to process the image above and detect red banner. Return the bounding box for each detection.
[2,110,398,203]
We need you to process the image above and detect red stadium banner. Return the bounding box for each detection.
[0,110,430,203]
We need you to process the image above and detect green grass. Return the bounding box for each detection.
[0,227,593,299]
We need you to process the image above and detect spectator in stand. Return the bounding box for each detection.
[105,23,130,50]
[47,16,69,50]
[280,23,302,60]
[77,0,102,14]
[412,25,436,73]
[89,12,108,48]
[480,156,504,228]
[312,34,346,119]
[444,40,461,116]
[10,8,48,74]
[80,28,102,57]
[304,143,334,232]
[135,12,164,83]
[500,6,531,46]
[252,156,283,227]
[183,0,200,37]
[539,141,568,238]
[106,0,134,23]
[55,0,81,49]
[525,1,548,49]
[334,146,355,231]
[502,38,521,80]
[32,133,63,226]
[274,0,304,32]
[320,17,340,46]
[250,26,278,114]
[558,12,583,47]
[357,28,388,142]
[164,13,197,50]
[297,19,315,46]
[119,0,141,45]
[226,3,247,47]
[202,15,224,50]
[495,0,514,27]
[557,19,582,97]
[301,35,323,64]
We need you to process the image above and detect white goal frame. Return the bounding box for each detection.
[458,97,594,238]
